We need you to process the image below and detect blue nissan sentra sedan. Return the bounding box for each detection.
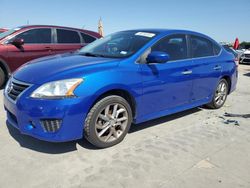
[4,29,238,148]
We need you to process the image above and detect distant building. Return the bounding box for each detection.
[98,18,104,37]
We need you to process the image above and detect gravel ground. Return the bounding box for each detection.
[0,65,250,188]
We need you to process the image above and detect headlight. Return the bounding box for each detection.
[30,78,83,99]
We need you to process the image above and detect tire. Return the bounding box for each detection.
[84,95,133,148]
[0,67,6,89]
[206,78,229,109]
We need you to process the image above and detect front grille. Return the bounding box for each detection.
[245,54,250,58]
[40,119,62,133]
[6,78,30,101]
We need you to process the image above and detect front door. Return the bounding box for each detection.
[6,28,53,71]
[140,34,193,117]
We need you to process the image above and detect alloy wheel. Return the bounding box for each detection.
[214,81,228,106]
[95,103,128,143]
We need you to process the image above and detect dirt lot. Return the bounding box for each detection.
[0,65,250,188]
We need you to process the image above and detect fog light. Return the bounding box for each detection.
[40,119,62,133]
[25,123,35,131]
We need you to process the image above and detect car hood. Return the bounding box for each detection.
[13,53,120,84]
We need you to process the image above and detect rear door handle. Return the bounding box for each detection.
[44,46,53,52]
[182,70,192,75]
[214,65,222,70]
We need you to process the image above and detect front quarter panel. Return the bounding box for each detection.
[73,59,143,120]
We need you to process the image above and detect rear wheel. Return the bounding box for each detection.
[0,67,6,89]
[84,95,132,148]
[206,79,229,109]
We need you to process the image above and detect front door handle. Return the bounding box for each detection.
[214,65,222,70]
[182,70,192,75]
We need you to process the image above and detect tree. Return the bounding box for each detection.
[240,41,250,49]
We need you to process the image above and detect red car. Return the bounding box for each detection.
[0,28,8,33]
[0,25,101,87]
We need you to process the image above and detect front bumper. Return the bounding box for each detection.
[240,56,250,64]
[4,90,91,142]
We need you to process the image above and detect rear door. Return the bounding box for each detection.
[52,29,82,54]
[6,28,53,71]
[188,35,222,102]
[140,34,194,116]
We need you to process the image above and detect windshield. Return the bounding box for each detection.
[0,27,21,40]
[79,31,157,58]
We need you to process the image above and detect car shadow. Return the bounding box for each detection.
[6,107,202,154]
[243,72,250,77]
[129,107,202,133]
[6,121,99,154]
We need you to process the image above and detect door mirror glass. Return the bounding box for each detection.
[11,38,24,47]
[146,51,169,64]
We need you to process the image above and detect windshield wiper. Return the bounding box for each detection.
[81,52,105,57]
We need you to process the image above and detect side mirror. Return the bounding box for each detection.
[11,38,24,47]
[146,51,170,64]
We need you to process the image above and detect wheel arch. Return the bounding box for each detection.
[220,75,231,94]
[90,88,137,119]
[0,58,11,87]
[0,58,11,78]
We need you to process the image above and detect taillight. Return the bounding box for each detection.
[234,57,239,68]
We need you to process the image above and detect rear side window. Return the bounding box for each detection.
[214,43,222,55]
[190,36,214,58]
[57,29,80,43]
[151,34,188,61]
[16,28,51,44]
[80,33,96,43]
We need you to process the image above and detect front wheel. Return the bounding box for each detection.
[84,95,132,148]
[0,68,6,88]
[206,79,229,109]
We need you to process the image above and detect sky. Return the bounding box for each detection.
[1,0,250,42]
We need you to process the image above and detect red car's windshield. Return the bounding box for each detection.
[0,27,21,40]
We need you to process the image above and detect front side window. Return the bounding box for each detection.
[151,35,188,61]
[190,36,214,58]
[57,29,80,44]
[15,28,51,44]
[79,31,157,58]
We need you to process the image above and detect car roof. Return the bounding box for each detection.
[121,28,213,40]
[15,25,101,37]
[123,28,200,34]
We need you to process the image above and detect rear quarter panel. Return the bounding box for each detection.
[220,51,238,93]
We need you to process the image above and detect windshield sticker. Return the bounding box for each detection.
[135,32,155,38]
[120,51,128,55]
